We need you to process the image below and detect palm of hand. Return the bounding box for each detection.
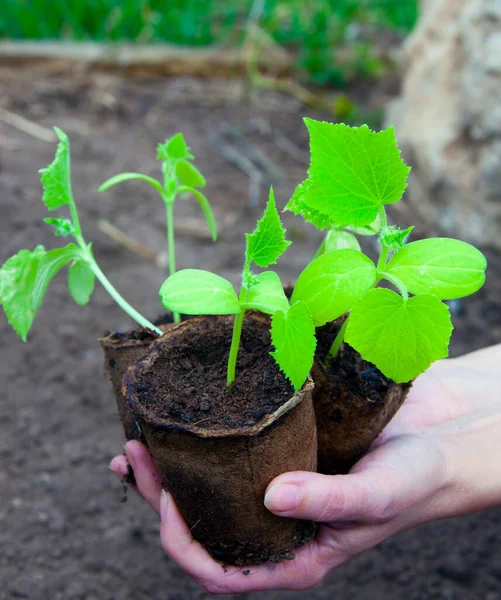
[110,346,500,593]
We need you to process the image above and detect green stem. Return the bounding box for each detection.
[376,207,389,280]
[313,238,326,260]
[69,196,162,335]
[165,200,180,323]
[89,260,163,334]
[379,272,409,301]
[226,288,247,387]
[326,316,349,362]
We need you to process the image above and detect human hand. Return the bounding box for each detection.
[110,344,501,593]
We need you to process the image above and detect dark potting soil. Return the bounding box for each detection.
[317,317,396,403]
[130,315,295,430]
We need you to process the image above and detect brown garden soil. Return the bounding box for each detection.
[1,66,501,599]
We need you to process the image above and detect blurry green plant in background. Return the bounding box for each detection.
[1,0,417,86]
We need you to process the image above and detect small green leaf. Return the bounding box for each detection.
[345,289,453,383]
[157,133,194,161]
[159,269,240,315]
[385,238,487,300]
[271,300,316,391]
[325,229,361,252]
[245,188,291,268]
[291,249,377,326]
[0,246,46,341]
[346,212,382,236]
[284,179,333,229]
[68,261,95,305]
[299,120,411,227]
[379,225,414,252]
[175,160,206,188]
[243,271,289,315]
[98,173,164,197]
[44,217,76,237]
[178,187,217,242]
[39,127,72,210]
[32,243,84,310]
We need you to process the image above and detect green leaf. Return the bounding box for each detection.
[32,243,84,311]
[178,187,217,242]
[243,271,289,315]
[271,300,316,391]
[43,217,76,237]
[0,246,46,341]
[284,179,333,229]
[325,229,361,252]
[291,249,377,326]
[159,269,240,315]
[346,212,382,236]
[39,127,72,210]
[299,120,411,227]
[98,173,164,197]
[345,289,453,383]
[68,261,95,305]
[175,160,206,188]
[157,133,194,161]
[385,238,487,300]
[245,188,291,268]
[379,225,414,252]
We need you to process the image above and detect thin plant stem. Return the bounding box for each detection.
[326,316,349,362]
[226,287,247,387]
[69,192,162,334]
[379,272,409,300]
[90,261,163,334]
[313,238,326,260]
[376,206,389,279]
[166,200,181,323]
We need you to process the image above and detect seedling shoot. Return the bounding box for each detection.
[99,132,217,323]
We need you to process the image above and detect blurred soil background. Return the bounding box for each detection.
[0,1,500,599]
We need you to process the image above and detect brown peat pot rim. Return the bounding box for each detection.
[123,314,315,439]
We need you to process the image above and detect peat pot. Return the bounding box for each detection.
[123,313,318,566]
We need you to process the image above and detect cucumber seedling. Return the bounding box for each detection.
[159,188,317,391]
[286,119,487,383]
[0,128,162,341]
[99,133,217,323]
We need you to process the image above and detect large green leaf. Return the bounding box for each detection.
[284,179,333,229]
[0,246,46,341]
[243,271,289,315]
[345,288,453,383]
[159,269,240,315]
[292,249,377,326]
[299,120,411,227]
[385,238,487,300]
[271,300,316,391]
[39,127,72,210]
[246,188,291,268]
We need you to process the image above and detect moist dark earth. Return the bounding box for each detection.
[0,67,500,600]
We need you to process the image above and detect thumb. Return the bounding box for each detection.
[264,470,393,524]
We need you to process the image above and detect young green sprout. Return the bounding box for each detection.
[0,128,162,341]
[286,119,487,383]
[159,189,317,391]
[99,133,217,323]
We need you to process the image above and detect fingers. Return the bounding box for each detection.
[158,490,341,593]
[109,441,163,514]
[264,435,449,526]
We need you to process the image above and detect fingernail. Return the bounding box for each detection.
[160,489,169,521]
[264,484,301,514]
[124,443,135,468]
